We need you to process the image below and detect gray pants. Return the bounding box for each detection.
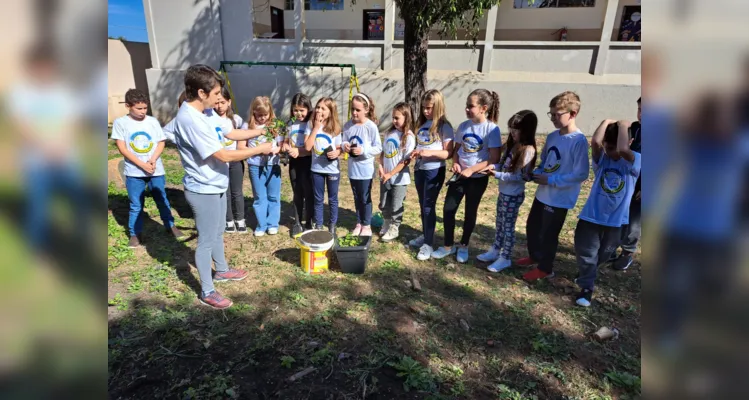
[574,219,621,291]
[185,190,229,296]
[378,183,407,226]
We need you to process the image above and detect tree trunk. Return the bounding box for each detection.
[403,18,428,118]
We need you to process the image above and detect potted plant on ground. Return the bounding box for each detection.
[334,233,371,274]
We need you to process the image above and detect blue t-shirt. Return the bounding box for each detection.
[455,120,502,178]
[579,152,641,227]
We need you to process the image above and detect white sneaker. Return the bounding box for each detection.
[456,246,469,263]
[417,244,433,261]
[254,229,265,237]
[431,246,456,259]
[409,235,425,248]
[487,257,512,273]
[382,225,399,242]
[477,248,501,262]
[267,227,279,235]
[352,224,362,236]
[379,221,391,236]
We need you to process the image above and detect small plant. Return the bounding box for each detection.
[604,370,641,395]
[388,356,437,393]
[108,293,128,311]
[381,260,402,271]
[280,355,295,369]
[338,233,364,248]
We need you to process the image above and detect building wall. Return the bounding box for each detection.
[108,39,152,123]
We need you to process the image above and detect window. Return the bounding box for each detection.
[514,0,595,8]
[284,0,312,11]
[285,0,343,11]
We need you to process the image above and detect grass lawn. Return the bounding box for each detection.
[108,137,641,399]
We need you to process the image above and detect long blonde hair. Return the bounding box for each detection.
[417,89,451,142]
[314,97,342,137]
[247,96,276,129]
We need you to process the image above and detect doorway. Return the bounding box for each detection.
[270,6,285,39]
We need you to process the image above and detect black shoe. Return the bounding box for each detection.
[314,224,324,230]
[612,252,633,271]
[225,221,237,233]
[575,289,593,307]
[291,223,304,237]
[608,250,620,262]
[328,224,337,236]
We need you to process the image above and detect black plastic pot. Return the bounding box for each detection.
[334,235,371,274]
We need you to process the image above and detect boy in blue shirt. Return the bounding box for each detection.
[574,120,641,307]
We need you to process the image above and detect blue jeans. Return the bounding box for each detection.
[574,219,621,291]
[25,162,87,250]
[350,179,373,226]
[125,175,174,237]
[312,172,340,226]
[248,165,282,231]
[414,166,446,247]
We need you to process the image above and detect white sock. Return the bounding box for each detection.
[235,219,246,227]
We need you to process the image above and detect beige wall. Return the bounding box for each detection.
[253,0,287,37]
[108,39,152,123]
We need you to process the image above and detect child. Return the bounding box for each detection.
[378,102,416,242]
[162,90,187,144]
[478,110,538,272]
[431,89,502,262]
[111,89,184,248]
[611,97,642,270]
[239,96,283,236]
[172,64,273,309]
[574,120,641,306]
[304,97,343,235]
[206,86,246,233]
[341,93,383,236]
[522,91,590,281]
[284,93,315,236]
[408,89,455,261]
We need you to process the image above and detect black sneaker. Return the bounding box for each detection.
[607,250,620,262]
[328,224,337,237]
[291,223,304,237]
[235,220,248,234]
[225,221,237,233]
[314,224,324,230]
[575,289,593,307]
[612,252,633,271]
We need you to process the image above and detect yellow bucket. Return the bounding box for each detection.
[295,230,335,275]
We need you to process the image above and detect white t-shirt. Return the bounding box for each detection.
[455,120,502,178]
[415,120,454,170]
[306,126,342,174]
[288,121,309,151]
[110,115,167,177]
[172,103,229,193]
[163,118,177,144]
[241,123,284,166]
[204,109,242,151]
[382,129,416,185]
[342,119,382,180]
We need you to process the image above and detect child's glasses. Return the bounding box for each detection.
[547,111,570,120]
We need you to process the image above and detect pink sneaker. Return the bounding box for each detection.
[360,225,372,236]
[199,291,233,309]
[352,224,362,236]
[214,269,249,282]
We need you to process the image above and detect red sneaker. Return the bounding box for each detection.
[199,291,233,309]
[516,257,536,266]
[214,269,249,282]
[522,268,554,282]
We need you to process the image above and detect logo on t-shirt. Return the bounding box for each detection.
[384,137,400,159]
[216,127,233,147]
[314,133,332,156]
[349,135,363,148]
[461,133,484,153]
[129,131,154,154]
[543,146,562,173]
[600,168,625,194]
[416,127,436,146]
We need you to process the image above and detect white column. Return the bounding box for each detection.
[142,0,160,69]
[294,0,304,51]
[383,0,395,70]
[481,5,499,73]
[593,0,620,75]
